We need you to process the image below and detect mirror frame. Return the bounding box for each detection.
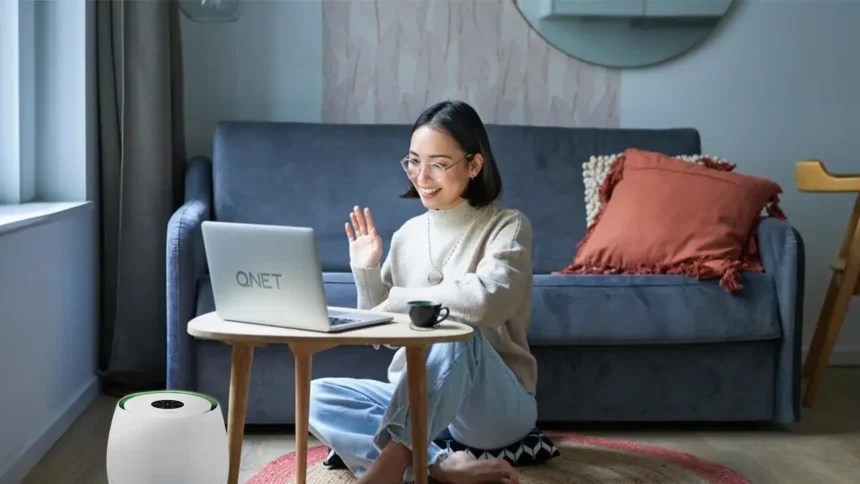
[513,0,738,68]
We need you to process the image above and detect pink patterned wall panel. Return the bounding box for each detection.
[322,0,620,127]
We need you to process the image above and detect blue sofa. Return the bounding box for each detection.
[166,121,804,424]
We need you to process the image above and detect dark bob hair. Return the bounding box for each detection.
[400,100,502,207]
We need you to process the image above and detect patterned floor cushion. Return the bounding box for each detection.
[322,428,560,469]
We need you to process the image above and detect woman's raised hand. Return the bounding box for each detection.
[346,206,383,268]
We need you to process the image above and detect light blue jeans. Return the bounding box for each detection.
[307,330,538,482]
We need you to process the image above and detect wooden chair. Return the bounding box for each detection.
[796,160,860,407]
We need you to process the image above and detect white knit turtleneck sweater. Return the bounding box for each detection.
[350,200,538,394]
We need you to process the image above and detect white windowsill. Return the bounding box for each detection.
[0,201,93,236]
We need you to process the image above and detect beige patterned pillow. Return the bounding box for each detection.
[582,153,735,227]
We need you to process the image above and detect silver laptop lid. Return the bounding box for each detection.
[200,221,331,330]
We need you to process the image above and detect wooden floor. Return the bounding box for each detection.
[22,368,860,484]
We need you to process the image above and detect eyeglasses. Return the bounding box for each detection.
[400,154,474,180]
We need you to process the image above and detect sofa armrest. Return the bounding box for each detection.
[756,216,805,422]
[166,156,213,390]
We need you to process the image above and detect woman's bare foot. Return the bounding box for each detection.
[430,451,519,484]
[354,441,412,484]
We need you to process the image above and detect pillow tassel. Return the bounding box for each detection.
[766,194,787,220]
[698,157,736,172]
[719,260,744,293]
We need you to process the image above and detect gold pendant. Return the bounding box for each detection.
[428,269,444,285]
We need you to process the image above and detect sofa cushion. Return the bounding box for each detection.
[197,272,780,346]
[529,273,781,345]
[322,428,560,470]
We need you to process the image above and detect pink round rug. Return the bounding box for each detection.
[248,433,751,483]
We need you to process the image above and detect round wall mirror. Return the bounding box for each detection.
[514,0,735,68]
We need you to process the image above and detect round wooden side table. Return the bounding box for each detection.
[187,308,474,484]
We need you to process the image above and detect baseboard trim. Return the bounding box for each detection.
[0,376,101,484]
[802,346,860,366]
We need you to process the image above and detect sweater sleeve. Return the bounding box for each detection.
[351,234,396,310]
[386,212,532,329]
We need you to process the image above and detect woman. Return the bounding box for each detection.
[308,100,538,484]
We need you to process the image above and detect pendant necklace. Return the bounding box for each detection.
[427,214,471,285]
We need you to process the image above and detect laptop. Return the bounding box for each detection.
[200,220,393,332]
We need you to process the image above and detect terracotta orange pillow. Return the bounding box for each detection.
[556,148,786,293]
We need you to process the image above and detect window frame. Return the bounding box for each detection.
[0,0,36,205]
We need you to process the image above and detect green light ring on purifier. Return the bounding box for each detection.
[118,390,218,411]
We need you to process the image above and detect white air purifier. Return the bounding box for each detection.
[106,390,229,484]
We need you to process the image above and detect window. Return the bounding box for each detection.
[0,0,90,209]
[0,0,36,205]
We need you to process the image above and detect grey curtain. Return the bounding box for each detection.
[96,0,186,394]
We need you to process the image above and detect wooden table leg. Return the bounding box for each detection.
[405,346,429,484]
[289,343,329,484]
[227,344,254,484]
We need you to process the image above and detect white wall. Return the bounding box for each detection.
[0,207,99,484]
[180,0,860,362]
[181,0,322,159]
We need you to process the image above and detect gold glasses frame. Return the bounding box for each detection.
[399,153,475,180]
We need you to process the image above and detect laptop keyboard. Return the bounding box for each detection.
[329,316,360,327]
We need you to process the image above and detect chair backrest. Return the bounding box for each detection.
[210,121,701,273]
